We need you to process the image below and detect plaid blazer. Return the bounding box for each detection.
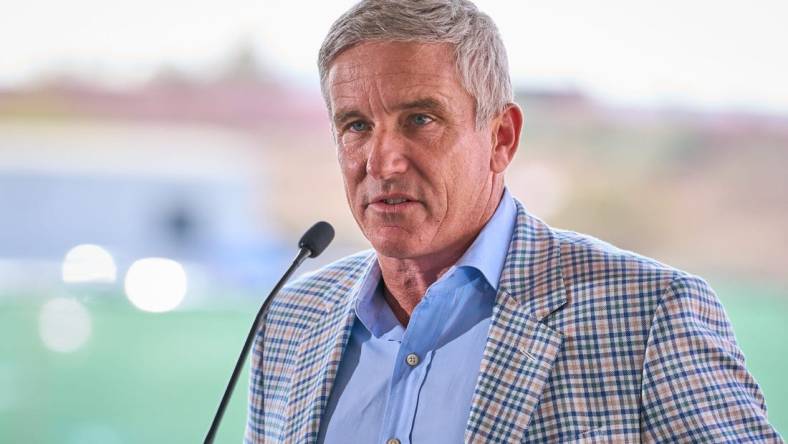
[246,200,782,443]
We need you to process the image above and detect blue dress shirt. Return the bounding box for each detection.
[318,189,517,444]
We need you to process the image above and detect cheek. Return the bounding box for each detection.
[337,147,368,193]
[445,141,491,201]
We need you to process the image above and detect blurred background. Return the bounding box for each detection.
[1,0,786,442]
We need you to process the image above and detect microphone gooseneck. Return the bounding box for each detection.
[204,221,335,444]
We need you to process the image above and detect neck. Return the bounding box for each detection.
[377,184,505,326]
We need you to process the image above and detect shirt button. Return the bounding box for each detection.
[405,353,420,367]
[386,439,401,444]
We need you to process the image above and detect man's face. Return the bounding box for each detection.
[327,41,499,260]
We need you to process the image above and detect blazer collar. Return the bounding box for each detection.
[465,199,569,442]
[284,252,375,443]
[498,199,568,320]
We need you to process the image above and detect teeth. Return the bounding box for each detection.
[384,198,407,204]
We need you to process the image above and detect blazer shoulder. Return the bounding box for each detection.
[267,249,375,323]
[552,227,685,286]
[547,226,730,338]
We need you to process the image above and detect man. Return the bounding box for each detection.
[246,1,782,442]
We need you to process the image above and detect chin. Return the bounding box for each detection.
[371,243,417,259]
[366,230,424,259]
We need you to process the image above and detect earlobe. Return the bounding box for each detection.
[490,104,524,173]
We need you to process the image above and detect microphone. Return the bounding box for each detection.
[299,221,335,258]
[204,221,335,443]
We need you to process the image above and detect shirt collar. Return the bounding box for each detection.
[354,261,403,338]
[353,187,517,335]
[451,187,517,291]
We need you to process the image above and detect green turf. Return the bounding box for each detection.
[711,278,788,436]
[0,279,785,442]
[0,295,254,444]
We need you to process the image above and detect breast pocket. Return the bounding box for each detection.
[566,426,611,443]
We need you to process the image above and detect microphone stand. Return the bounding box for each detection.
[204,247,312,444]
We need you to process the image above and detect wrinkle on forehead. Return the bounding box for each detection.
[327,41,468,117]
[329,41,456,82]
[330,69,457,89]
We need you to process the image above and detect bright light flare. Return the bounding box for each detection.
[124,258,187,313]
[62,244,117,284]
[39,298,92,353]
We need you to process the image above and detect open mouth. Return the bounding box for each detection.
[367,195,419,212]
[381,198,409,205]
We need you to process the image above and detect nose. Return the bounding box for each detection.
[366,128,408,179]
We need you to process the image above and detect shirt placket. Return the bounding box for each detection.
[378,280,455,444]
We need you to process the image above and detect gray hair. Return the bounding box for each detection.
[318,0,513,128]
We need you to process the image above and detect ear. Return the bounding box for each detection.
[489,103,523,173]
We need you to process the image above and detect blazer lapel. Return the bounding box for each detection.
[465,202,568,443]
[284,253,375,443]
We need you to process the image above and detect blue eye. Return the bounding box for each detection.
[349,121,369,132]
[410,114,432,126]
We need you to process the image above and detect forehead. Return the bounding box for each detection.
[327,41,469,111]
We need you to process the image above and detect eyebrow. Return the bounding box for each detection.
[332,97,448,126]
[395,98,447,114]
[333,109,366,127]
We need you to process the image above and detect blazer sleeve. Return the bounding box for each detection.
[639,275,783,443]
[244,326,267,444]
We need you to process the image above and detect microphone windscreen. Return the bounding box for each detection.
[298,221,335,258]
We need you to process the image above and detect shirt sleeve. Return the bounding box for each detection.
[640,275,783,443]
